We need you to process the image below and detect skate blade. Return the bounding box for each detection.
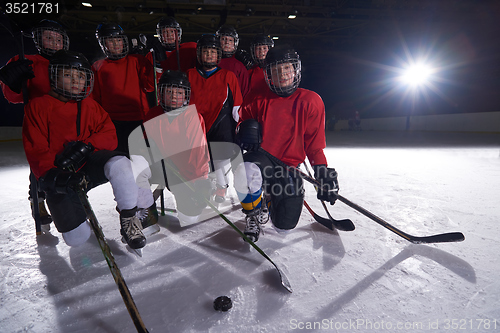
[120,237,145,257]
[132,247,143,257]
[142,224,160,237]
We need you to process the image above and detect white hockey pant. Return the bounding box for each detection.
[104,155,154,211]
[213,159,231,187]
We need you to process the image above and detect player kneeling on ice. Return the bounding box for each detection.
[22,50,156,250]
[135,70,213,225]
[234,46,339,242]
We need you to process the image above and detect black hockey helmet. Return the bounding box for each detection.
[49,50,94,101]
[157,16,182,50]
[196,34,222,68]
[264,46,301,97]
[158,70,191,111]
[95,22,129,59]
[250,34,274,67]
[31,19,69,57]
[215,25,239,57]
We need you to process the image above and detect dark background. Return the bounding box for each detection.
[1,0,499,126]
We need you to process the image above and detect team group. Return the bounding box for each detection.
[0,16,339,250]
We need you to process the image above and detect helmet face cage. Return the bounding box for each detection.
[157,26,182,50]
[264,58,301,97]
[98,35,129,60]
[196,45,222,68]
[50,64,94,101]
[250,38,274,67]
[216,27,239,58]
[32,27,69,57]
[159,83,191,111]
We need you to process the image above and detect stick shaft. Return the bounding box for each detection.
[75,188,149,332]
[259,148,464,244]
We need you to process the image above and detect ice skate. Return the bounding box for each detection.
[137,204,160,237]
[120,208,146,250]
[213,184,228,204]
[243,207,268,242]
[31,199,52,230]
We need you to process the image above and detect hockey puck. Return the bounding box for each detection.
[213,296,232,311]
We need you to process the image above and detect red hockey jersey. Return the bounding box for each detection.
[239,88,328,167]
[160,42,198,73]
[23,94,118,179]
[219,56,250,99]
[143,105,209,181]
[1,54,51,104]
[91,54,155,121]
[187,67,242,133]
[247,65,268,97]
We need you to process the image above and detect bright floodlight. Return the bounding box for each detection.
[400,63,433,86]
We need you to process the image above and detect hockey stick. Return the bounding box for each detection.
[72,178,149,333]
[258,148,465,244]
[136,120,292,292]
[156,155,292,293]
[174,29,181,70]
[302,161,355,231]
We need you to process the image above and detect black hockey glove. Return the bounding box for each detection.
[234,49,254,70]
[0,59,34,94]
[147,36,167,63]
[313,165,339,205]
[39,168,87,194]
[55,141,94,171]
[236,119,262,152]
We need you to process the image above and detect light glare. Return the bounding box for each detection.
[400,63,433,86]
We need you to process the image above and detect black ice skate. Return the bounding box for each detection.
[120,208,146,250]
[136,204,160,237]
[31,199,52,231]
[244,207,268,242]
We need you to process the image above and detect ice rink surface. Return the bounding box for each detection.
[0,131,499,333]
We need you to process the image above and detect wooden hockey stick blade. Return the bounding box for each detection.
[207,199,293,293]
[405,232,465,244]
[301,162,354,231]
[337,195,465,244]
[303,200,355,231]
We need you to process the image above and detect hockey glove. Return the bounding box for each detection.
[235,49,254,70]
[39,168,87,194]
[147,36,167,62]
[313,164,339,205]
[0,59,34,94]
[236,119,262,152]
[55,141,94,171]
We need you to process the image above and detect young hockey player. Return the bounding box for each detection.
[156,17,198,73]
[216,25,250,99]
[92,22,155,155]
[246,34,274,98]
[0,19,70,227]
[22,50,156,250]
[186,34,243,203]
[234,46,339,242]
[141,70,212,224]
